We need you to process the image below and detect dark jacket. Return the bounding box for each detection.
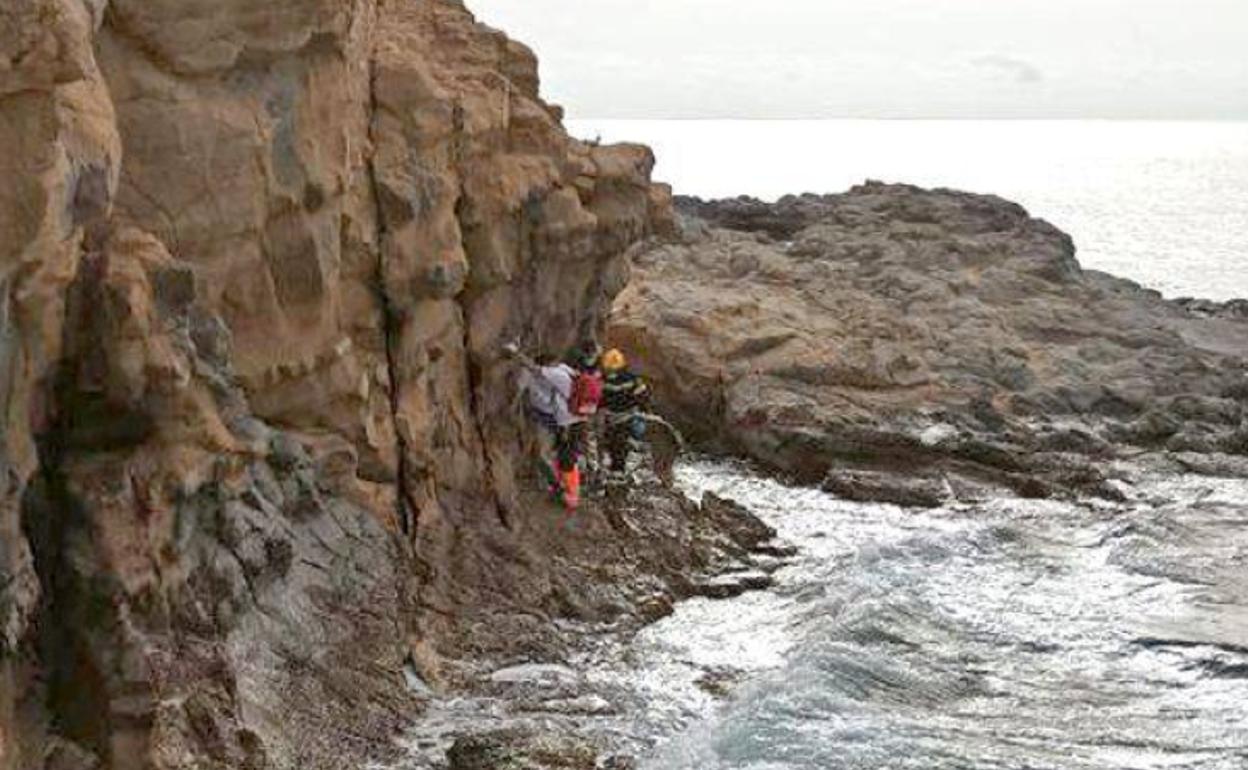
[602,370,649,413]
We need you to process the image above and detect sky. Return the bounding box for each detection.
[467,0,1248,120]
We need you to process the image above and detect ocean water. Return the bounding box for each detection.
[624,462,1248,770]
[389,460,1248,770]
[567,120,1248,302]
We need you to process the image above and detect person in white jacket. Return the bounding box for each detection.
[513,348,584,510]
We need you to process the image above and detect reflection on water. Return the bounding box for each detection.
[568,119,1248,302]
[632,462,1248,770]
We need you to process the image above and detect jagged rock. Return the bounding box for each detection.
[530,695,616,717]
[752,541,800,559]
[1169,452,1248,478]
[636,593,676,624]
[612,184,1248,496]
[698,492,776,551]
[489,664,581,690]
[692,571,774,600]
[446,729,600,770]
[694,666,745,698]
[1175,297,1248,321]
[822,469,948,508]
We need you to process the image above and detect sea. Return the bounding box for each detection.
[567,120,1248,302]
[629,463,1248,770]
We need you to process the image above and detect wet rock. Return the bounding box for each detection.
[532,695,616,716]
[1221,425,1248,456]
[693,571,774,599]
[749,553,793,575]
[699,492,776,550]
[822,469,948,508]
[489,664,581,690]
[1169,453,1248,478]
[753,540,800,559]
[1224,379,1248,402]
[636,593,676,624]
[1035,426,1114,456]
[446,729,600,770]
[1168,430,1225,454]
[403,659,435,697]
[694,666,745,698]
[1119,409,1185,445]
[1175,297,1248,320]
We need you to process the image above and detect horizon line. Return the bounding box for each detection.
[563,115,1248,123]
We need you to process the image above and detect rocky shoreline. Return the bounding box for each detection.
[4,0,1247,768]
[404,482,794,770]
[405,185,1248,766]
[611,185,1248,508]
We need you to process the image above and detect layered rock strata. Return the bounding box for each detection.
[1,1,670,767]
[612,184,1248,501]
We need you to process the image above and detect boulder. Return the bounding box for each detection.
[698,492,776,551]
[447,729,601,770]
[692,571,774,600]
[822,469,948,508]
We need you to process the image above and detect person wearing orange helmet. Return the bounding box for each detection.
[600,348,650,480]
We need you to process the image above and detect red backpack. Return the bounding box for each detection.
[569,370,604,417]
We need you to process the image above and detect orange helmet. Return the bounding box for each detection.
[601,348,627,372]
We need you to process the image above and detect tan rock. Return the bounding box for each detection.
[1,0,667,766]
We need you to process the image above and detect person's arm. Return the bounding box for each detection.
[633,376,651,408]
[504,343,541,415]
[502,342,537,370]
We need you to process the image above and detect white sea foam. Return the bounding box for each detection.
[630,461,1248,769]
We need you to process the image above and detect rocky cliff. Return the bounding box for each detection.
[0,1,671,767]
[612,185,1248,503]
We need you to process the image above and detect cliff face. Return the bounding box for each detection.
[0,1,665,767]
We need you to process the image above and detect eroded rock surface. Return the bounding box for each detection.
[0,2,670,767]
[612,185,1248,501]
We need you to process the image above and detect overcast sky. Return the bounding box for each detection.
[468,0,1248,119]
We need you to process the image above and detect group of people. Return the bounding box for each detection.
[512,341,653,512]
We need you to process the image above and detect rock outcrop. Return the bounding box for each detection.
[612,184,1248,501]
[1,2,671,768]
